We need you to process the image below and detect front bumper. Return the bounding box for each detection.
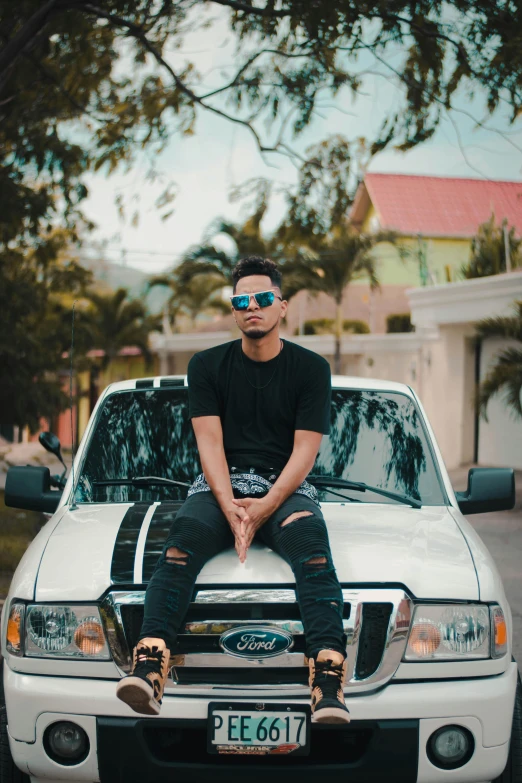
[4,661,518,782]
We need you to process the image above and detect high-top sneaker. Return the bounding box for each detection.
[116,638,170,715]
[309,649,350,724]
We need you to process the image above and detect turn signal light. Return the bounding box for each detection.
[407,620,441,657]
[74,618,105,656]
[6,603,24,656]
[491,606,508,658]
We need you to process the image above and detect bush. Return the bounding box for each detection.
[386,313,414,333]
[296,318,370,335]
[343,319,370,334]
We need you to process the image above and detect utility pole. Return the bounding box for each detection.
[417,235,429,286]
[298,293,306,335]
[503,224,512,273]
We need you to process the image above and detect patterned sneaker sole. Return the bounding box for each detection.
[312,706,351,724]
[116,678,160,716]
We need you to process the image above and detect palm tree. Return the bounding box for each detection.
[148,272,230,331]
[283,225,400,374]
[461,214,522,279]
[477,301,522,419]
[172,188,274,289]
[82,288,159,370]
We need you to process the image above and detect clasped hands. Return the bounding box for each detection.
[224,496,275,563]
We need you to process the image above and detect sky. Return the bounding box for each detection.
[79,9,522,275]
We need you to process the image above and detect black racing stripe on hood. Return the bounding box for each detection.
[111,503,152,583]
[142,502,182,582]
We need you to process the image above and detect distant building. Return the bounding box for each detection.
[350,173,522,285]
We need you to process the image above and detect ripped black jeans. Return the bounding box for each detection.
[139,490,346,659]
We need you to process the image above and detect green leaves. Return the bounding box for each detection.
[0,235,93,432]
[79,288,160,370]
[478,347,522,421]
[461,214,522,279]
[281,225,389,304]
[477,301,522,420]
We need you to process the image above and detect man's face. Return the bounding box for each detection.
[233,274,288,339]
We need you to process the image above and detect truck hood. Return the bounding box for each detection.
[35,501,478,601]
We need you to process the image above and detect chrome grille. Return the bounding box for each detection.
[102,587,412,694]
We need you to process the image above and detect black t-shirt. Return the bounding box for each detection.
[187,339,331,472]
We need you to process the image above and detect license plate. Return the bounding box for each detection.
[208,701,310,755]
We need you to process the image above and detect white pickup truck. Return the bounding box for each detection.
[1,375,521,783]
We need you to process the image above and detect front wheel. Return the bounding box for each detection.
[0,705,30,783]
[493,663,522,783]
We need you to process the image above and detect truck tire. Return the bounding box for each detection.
[0,705,30,783]
[493,663,522,783]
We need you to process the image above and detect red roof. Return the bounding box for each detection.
[351,173,522,238]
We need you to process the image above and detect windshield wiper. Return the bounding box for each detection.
[308,475,422,509]
[93,476,192,488]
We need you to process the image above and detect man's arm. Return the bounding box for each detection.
[192,416,248,561]
[265,429,323,510]
[232,429,323,546]
[191,416,234,508]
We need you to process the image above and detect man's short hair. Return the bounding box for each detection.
[232,256,282,292]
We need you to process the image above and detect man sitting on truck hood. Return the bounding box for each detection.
[116,255,350,724]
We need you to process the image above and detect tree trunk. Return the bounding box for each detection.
[334,301,342,375]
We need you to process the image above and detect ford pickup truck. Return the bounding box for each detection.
[1,375,521,783]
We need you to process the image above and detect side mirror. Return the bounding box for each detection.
[456,468,515,515]
[39,431,66,467]
[5,466,61,514]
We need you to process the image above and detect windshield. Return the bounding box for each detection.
[74,387,446,506]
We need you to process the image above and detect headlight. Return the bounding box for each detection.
[25,605,110,659]
[404,604,495,661]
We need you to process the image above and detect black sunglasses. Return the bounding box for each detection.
[230,290,283,311]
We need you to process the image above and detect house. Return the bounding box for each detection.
[350,173,522,286]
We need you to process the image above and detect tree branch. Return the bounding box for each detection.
[23,49,111,125]
[83,4,291,157]
[0,0,59,88]
[200,49,267,99]
[208,0,288,18]
[375,11,522,110]
[353,38,522,156]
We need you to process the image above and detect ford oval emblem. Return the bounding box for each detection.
[219,626,293,659]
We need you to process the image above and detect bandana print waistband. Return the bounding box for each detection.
[187,470,319,504]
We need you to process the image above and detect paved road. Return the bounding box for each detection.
[450,466,522,671]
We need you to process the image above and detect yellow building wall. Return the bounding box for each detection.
[99,355,158,386]
[361,203,379,233]
[77,371,91,443]
[359,204,471,287]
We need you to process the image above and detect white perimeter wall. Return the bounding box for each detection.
[478,337,522,469]
[409,272,522,471]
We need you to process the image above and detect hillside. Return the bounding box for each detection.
[81,256,169,314]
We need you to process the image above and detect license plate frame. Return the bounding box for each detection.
[207,701,311,756]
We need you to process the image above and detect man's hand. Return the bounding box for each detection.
[231,496,276,561]
[221,500,250,562]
